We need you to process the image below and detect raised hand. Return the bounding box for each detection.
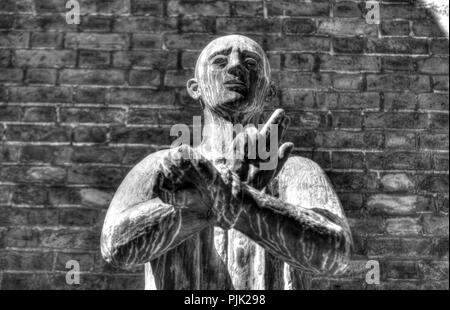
[226,108,294,190]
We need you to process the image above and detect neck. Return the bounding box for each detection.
[195,108,260,162]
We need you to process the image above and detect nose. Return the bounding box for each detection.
[226,51,246,78]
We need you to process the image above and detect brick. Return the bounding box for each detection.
[318,19,377,36]
[281,89,316,109]
[59,208,99,226]
[417,174,449,193]
[367,74,430,92]
[65,33,129,51]
[40,229,99,250]
[8,86,72,103]
[22,106,56,122]
[332,152,364,169]
[380,173,415,192]
[332,37,364,54]
[107,88,175,106]
[49,187,82,206]
[0,68,23,83]
[322,131,383,149]
[0,15,14,29]
[68,166,124,186]
[0,105,21,121]
[0,145,20,162]
[26,69,57,84]
[71,147,123,164]
[432,75,449,91]
[129,70,160,87]
[338,92,379,110]
[433,153,449,171]
[164,70,194,87]
[73,126,108,143]
[132,34,163,50]
[381,261,419,280]
[113,51,177,69]
[386,217,422,236]
[380,4,429,20]
[429,113,449,130]
[74,86,107,103]
[13,50,76,68]
[385,132,416,149]
[60,69,125,85]
[131,0,164,16]
[110,127,172,145]
[79,15,113,32]
[164,34,219,50]
[0,49,10,66]
[11,185,48,205]
[332,74,364,90]
[30,32,64,48]
[14,14,74,32]
[338,193,363,211]
[79,188,114,208]
[280,72,332,90]
[4,228,41,247]
[231,1,263,17]
[266,35,330,52]
[430,39,449,55]
[60,108,126,124]
[327,171,378,191]
[367,151,433,170]
[0,32,29,48]
[383,92,417,110]
[25,166,66,183]
[413,20,446,37]
[167,0,229,16]
[366,38,428,55]
[282,18,316,34]
[366,194,427,215]
[0,250,54,270]
[79,50,111,68]
[418,261,449,281]
[333,1,363,18]
[320,55,380,72]
[366,237,440,258]
[422,215,449,236]
[114,16,178,33]
[418,93,449,111]
[217,17,281,34]
[20,145,71,164]
[267,1,330,17]
[380,20,410,36]
[6,125,71,142]
[417,58,449,75]
[331,111,362,129]
[365,112,428,129]
[381,56,417,72]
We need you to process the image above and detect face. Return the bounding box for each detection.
[188,35,272,120]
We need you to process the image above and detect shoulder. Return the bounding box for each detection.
[109,149,172,209]
[276,155,340,211]
[278,155,327,183]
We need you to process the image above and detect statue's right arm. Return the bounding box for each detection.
[100,150,214,268]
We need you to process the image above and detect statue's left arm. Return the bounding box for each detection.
[232,156,353,275]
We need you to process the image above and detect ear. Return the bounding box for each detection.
[265,82,277,102]
[186,78,201,100]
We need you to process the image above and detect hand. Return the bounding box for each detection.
[226,109,294,190]
[157,145,243,229]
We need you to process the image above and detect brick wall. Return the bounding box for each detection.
[0,0,448,289]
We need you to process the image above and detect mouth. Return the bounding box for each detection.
[223,80,248,94]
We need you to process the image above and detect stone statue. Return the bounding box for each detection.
[101,35,353,290]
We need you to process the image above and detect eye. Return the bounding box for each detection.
[212,56,228,68]
[245,57,257,68]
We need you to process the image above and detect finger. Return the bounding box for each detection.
[278,115,291,143]
[259,108,285,138]
[274,142,294,178]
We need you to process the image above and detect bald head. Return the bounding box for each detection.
[187,35,273,121]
